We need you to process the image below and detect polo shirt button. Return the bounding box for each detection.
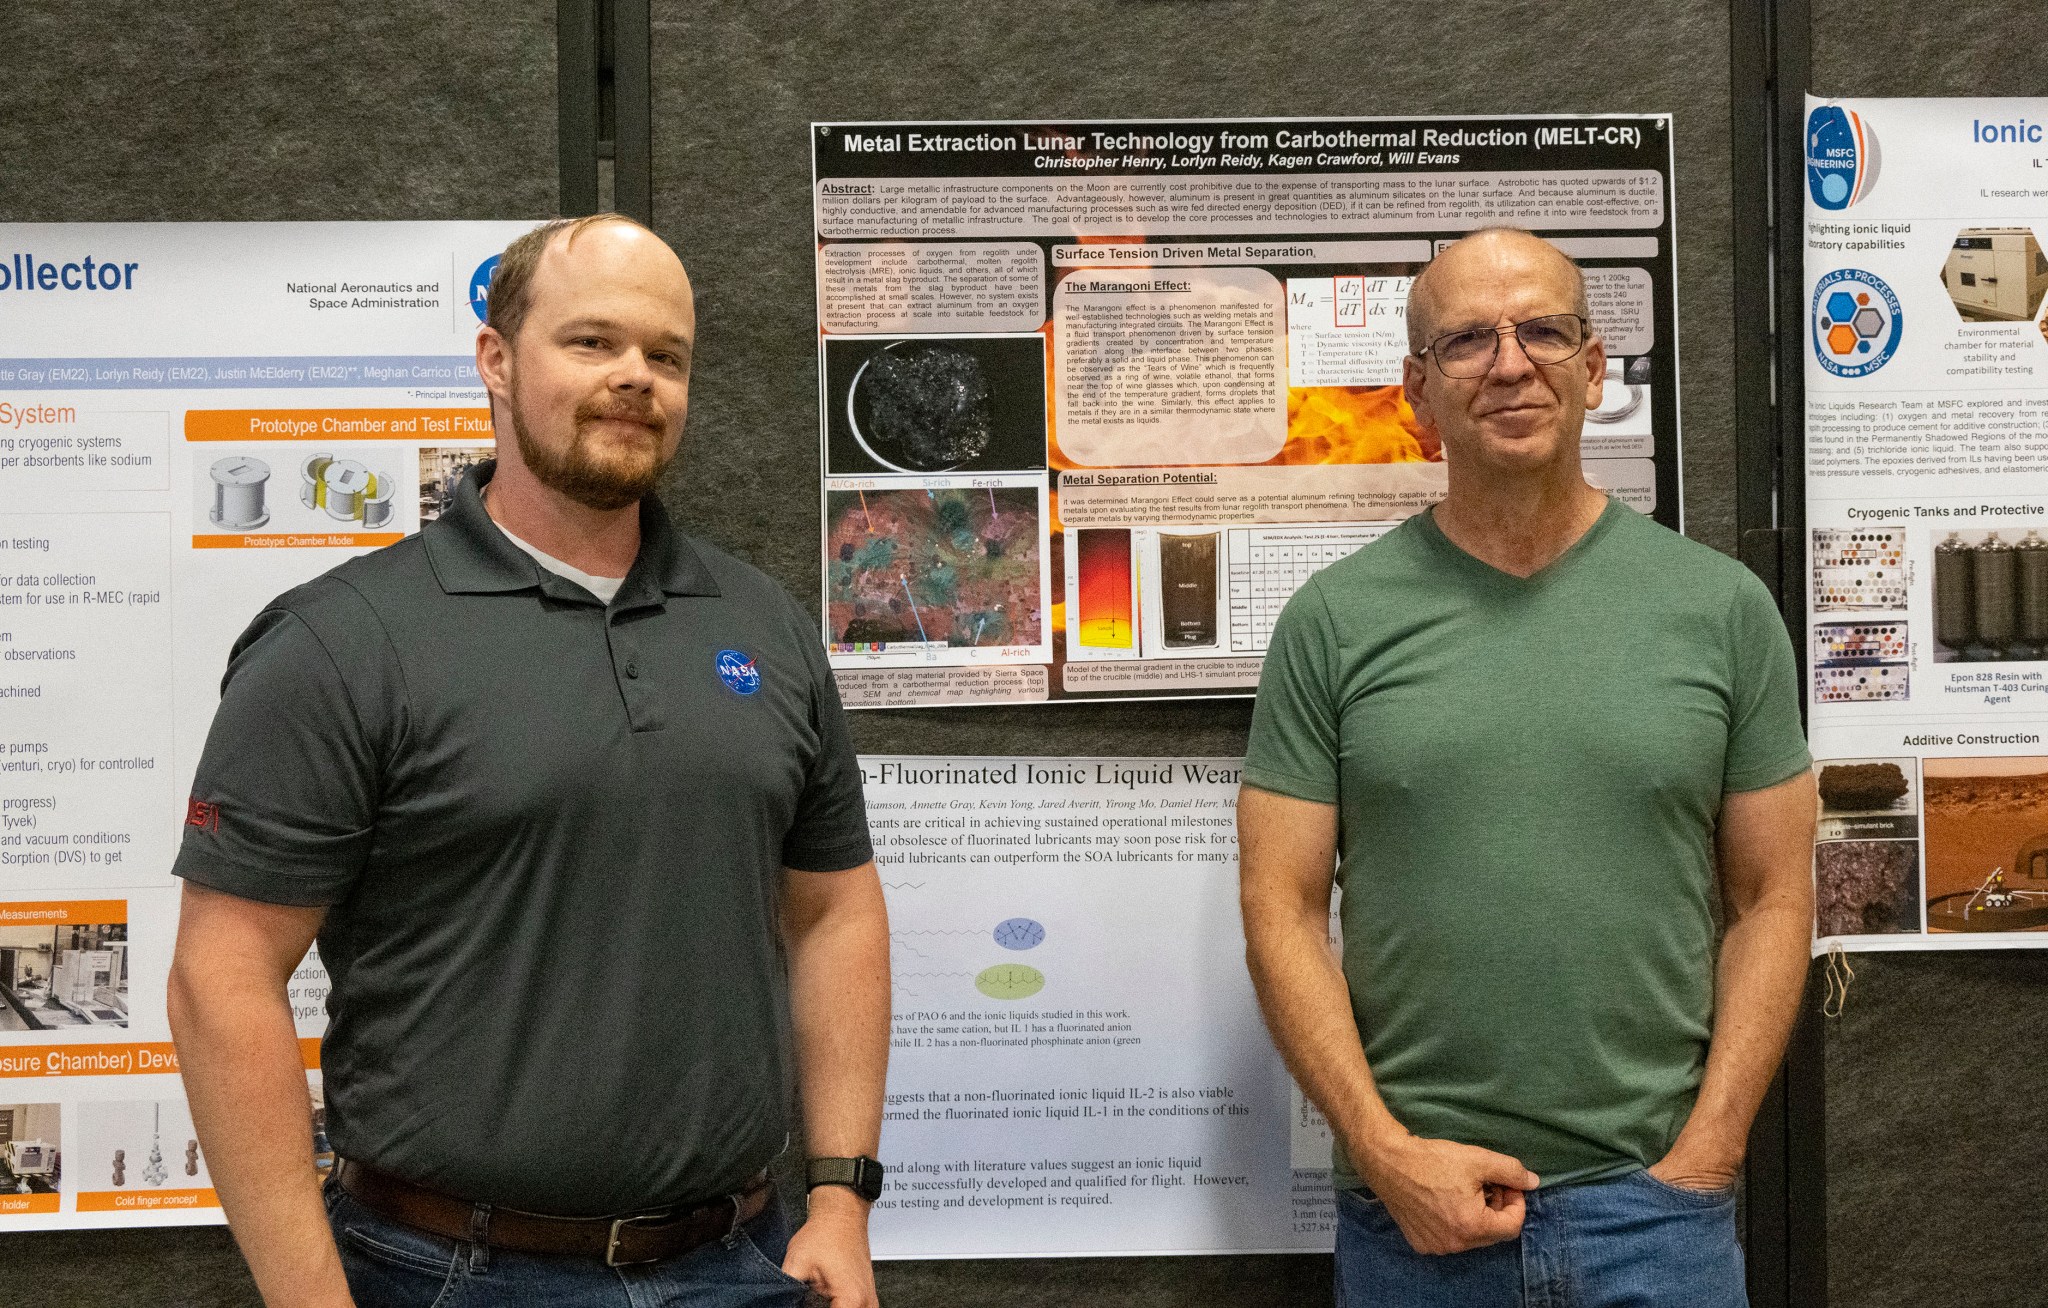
[625,661,640,679]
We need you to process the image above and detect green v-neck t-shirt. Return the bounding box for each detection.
[1244,499,1809,1189]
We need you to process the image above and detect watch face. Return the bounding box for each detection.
[857,1158,885,1201]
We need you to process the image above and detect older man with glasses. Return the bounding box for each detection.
[1238,227,1816,1306]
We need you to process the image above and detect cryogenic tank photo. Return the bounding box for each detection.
[2017,531,2048,652]
[1934,532,1975,654]
[1972,532,2017,655]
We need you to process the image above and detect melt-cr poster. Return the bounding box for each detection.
[1803,97,2048,950]
[0,221,530,1229]
[812,115,1683,708]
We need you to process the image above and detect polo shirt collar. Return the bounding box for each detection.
[424,459,722,603]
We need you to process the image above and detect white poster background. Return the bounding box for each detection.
[0,221,530,1230]
[1803,99,2048,951]
[864,756,1333,1257]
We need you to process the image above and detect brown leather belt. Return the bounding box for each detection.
[334,1158,773,1267]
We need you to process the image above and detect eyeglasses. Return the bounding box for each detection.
[1418,314,1589,378]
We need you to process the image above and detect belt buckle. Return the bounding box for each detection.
[605,1210,679,1268]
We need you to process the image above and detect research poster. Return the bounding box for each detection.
[864,756,1333,1257]
[1803,98,2048,950]
[812,115,1683,708]
[0,221,526,1229]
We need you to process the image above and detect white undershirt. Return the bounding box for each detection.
[494,521,626,604]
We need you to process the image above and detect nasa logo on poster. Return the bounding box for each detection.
[1807,106,1880,210]
[468,255,500,323]
[1812,269,1902,378]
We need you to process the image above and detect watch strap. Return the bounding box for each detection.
[806,1155,885,1202]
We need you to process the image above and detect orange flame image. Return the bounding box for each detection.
[1277,385,1439,465]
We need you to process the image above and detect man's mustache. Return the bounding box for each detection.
[575,398,665,432]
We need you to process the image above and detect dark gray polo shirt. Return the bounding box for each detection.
[174,463,872,1215]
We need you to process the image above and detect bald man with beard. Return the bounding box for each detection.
[171,216,888,1308]
[1239,229,1815,1307]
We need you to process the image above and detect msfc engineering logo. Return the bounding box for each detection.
[1812,269,1902,378]
[1807,106,1880,210]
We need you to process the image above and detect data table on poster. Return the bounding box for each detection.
[1225,525,1386,654]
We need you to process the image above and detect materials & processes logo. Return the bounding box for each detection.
[1812,269,1902,377]
[1807,105,1880,210]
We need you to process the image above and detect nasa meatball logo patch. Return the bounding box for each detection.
[715,649,761,696]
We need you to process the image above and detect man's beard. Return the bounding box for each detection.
[509,390,673,512]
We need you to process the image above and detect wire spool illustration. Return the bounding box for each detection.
[208,456,271,529]
[1971,532,2017,656]
[1933,532,1975,653]
[1585,361,1645,424]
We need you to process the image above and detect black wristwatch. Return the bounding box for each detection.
[806,1155,885,1202]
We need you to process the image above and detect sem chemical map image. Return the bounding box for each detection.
[1924,757,2048,933]
[827,487,1042,652]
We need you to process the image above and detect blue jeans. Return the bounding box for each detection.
[325,1183,815,1308]
[1334,1170,1745,1308]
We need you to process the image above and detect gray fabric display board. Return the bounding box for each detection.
[4,0,2043,1304]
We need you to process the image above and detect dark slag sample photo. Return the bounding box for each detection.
[825,335,1048,475]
